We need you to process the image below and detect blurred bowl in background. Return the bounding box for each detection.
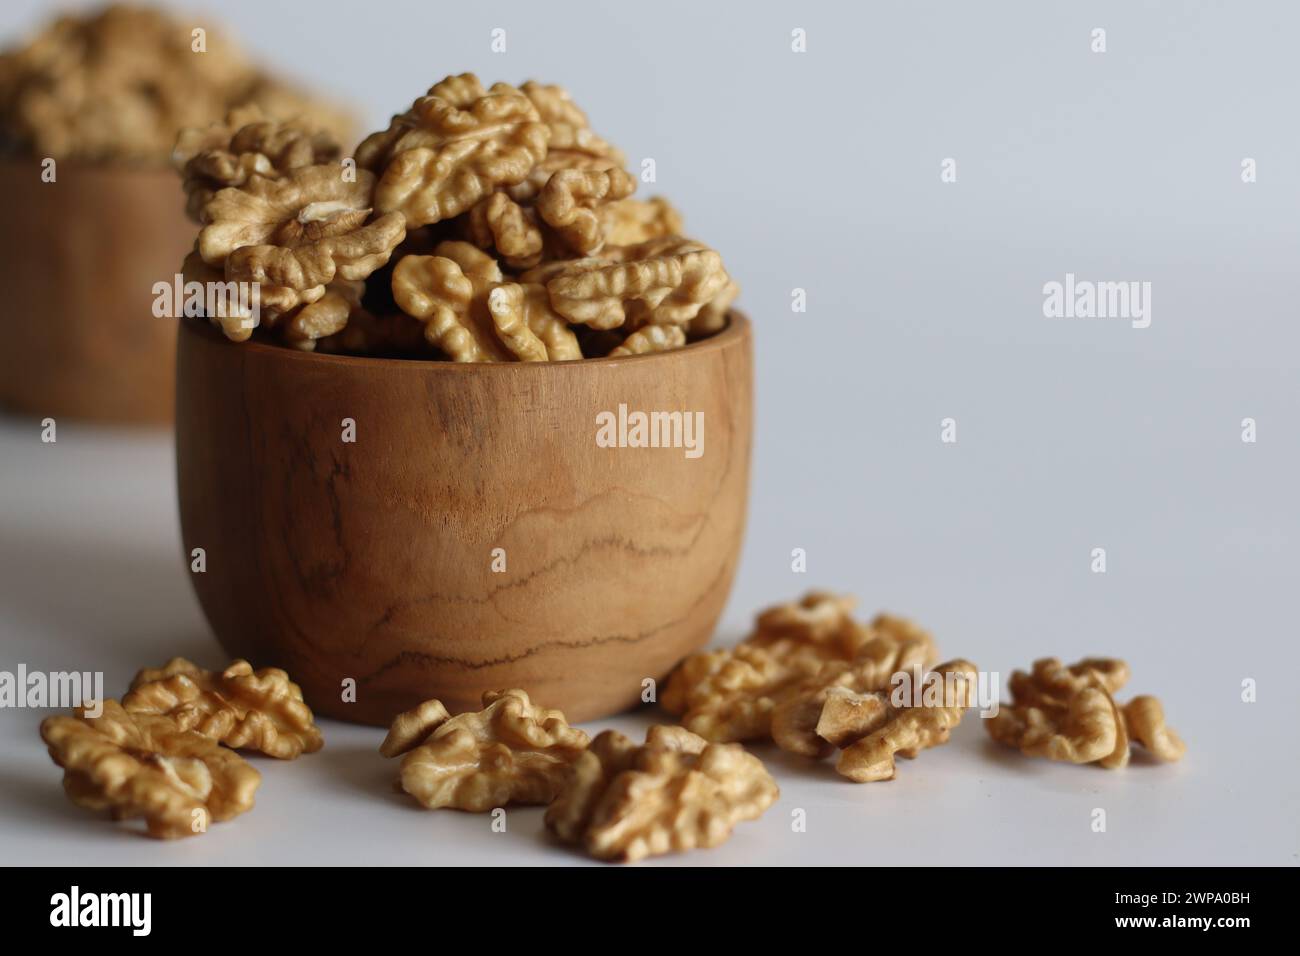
[0,158,192,424]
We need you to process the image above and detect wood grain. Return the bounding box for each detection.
[0,158,193,424]
[176,314,753,725]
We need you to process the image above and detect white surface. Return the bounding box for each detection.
[1,0,1299,865]
[0,422,1294,866]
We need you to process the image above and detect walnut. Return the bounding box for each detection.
[609,323,686,357]
[123,657,324,759]
[770,628,938,758]
[391,242,512,361]
[986,657,1184,768]
[40,699,260,839]
[534,237,732,329]
[487,283,583,361]
[466,191,544,269]
[393,241,580,362]
[198,165,405,324]
[1123,695,1186,762]
[689,276,740,337]
[545,725,777,862]
[280,280,365,351]
[537,167,637,256]
[503,81,625,204]
[380,689,590,811]
[357,73,549,228]
[660,592,923,743]
[173,104,342,224]
[831,659,979,782]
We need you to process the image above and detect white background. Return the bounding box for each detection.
[1,0,1297,865]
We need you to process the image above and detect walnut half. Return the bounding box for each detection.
[123,657,324,759]
[986,657,1185,768]
[40,700,260,839]
[545,725,778,862]
[380,689,590,812]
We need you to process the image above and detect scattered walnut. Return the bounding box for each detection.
[123,657,324,759]
[380,689,590,811]
[832,659,979,782]
[358,73,550,228]
[173,105,342,224]
[770,627,937,758]
[199,165,405,324]
[1123,695,1187,762]
[987,657,1184,768]
[545,725,777,862]
[661,592,933,744]
[40,699,260,839]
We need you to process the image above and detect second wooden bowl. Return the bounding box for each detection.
[0,158,193,424]
[176,314,753,725]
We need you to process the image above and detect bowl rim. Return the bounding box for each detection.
[178,310,749,371]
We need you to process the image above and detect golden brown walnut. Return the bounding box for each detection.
[1123,696,1187,762]
[380,689,590,811]
[689,276,740,337]
[393,241,580,362]
[503,81,625,204]
[466,191,544,268]
[824,658,978,782]
[357,73,549,228]
[487,283,583,361]
[391,242,512,361]
[660,592,933,744]
[537,167,637,256]
[123,657,324,759]
[770,627,938,758]
[545,725,777,862]
[40,699,260,839]
[173,104,342,223]
[536,237,732,329]
[609,323,686,357]
[280,279,365,351]
[987,657,1184,768]
[198,165,405,323]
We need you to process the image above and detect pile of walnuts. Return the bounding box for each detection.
[0,4,351,163]
[176,73,737,359]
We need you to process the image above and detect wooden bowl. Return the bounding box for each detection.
[176,313,753,725]
[0,158,192,424]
